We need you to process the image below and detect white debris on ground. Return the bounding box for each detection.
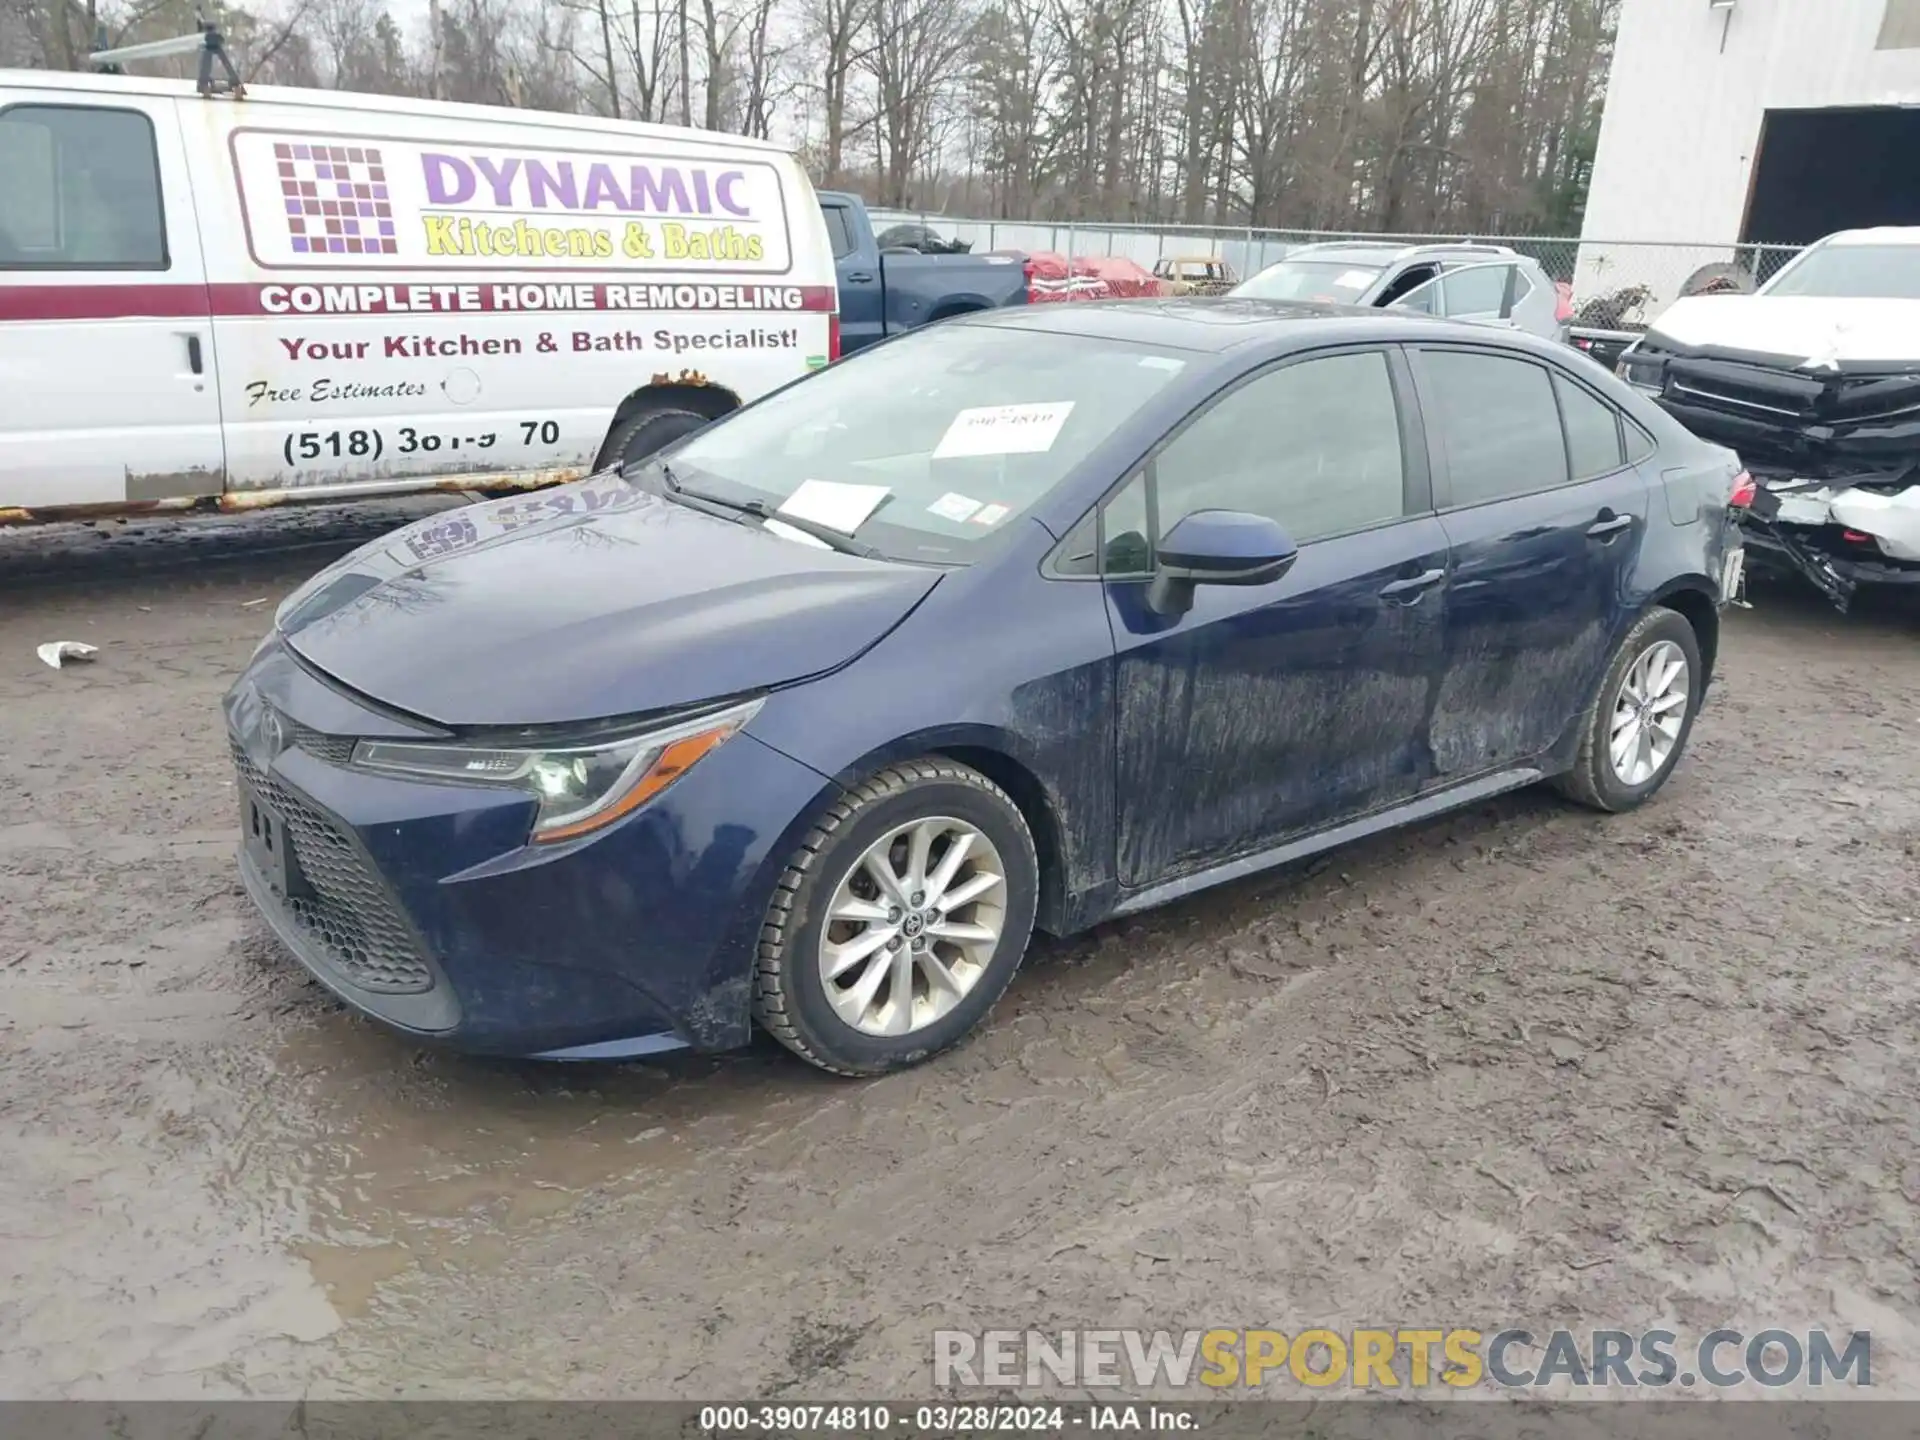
[35,641,98,670]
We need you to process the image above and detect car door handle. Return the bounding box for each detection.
[844,270,875,283]
[1378,567,1446,602]
[1587,512,1634,540]
[185,334,204,375]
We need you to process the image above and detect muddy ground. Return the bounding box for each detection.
[1,506,1916,1402]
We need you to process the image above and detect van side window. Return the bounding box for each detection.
[821,205,857,260]
[0,106,167,270]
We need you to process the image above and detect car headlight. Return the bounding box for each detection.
[349,697,762,844]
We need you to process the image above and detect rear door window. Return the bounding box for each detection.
[820,204,857,259]
[1417,349,1570,506]
[1439,264,1513,317]
[0,104,166,268]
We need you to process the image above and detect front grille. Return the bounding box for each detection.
[231,740,435,994]
[1659,354,1920,479]
[1667,357,1920,425]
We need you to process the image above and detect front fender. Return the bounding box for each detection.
[746,559,1119,934]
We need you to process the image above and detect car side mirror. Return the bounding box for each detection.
[1148,509,1299,617]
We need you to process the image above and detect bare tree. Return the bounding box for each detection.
[2,0,1620,241]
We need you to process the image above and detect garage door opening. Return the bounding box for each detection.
[1742,106,1920,248]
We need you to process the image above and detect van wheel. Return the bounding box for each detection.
[751,759,1039,1077]
[598,402,713,471]
[1553,607,1703,813]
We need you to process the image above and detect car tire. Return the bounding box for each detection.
[751,759,1039,1077]
[1553,607,1704,813]
[598,401,714,471]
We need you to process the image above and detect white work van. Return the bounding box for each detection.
[0,39,838,522]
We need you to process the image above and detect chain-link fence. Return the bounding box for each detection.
[867,209,1804,333]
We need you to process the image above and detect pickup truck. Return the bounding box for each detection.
[817,192,1029,355]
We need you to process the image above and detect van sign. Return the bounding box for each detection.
[418,153,754,218]
[231,128,792,274]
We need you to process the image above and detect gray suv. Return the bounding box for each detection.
[1231,241,1569,344]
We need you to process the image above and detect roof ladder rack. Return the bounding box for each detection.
[89,18,245,97]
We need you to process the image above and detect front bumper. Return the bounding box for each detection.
[224,637,834,1058]
[1741,485,1920,610]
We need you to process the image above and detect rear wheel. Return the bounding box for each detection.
[1553,607,1703,812]
[598,400,715,472]
[752,759,1039,1076]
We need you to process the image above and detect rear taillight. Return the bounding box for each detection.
[828,312,841,362]
[1729,470,1756,508]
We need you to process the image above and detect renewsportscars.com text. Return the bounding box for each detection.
[934,1328,1873,1390]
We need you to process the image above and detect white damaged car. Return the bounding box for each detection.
[1615,227,1920,610]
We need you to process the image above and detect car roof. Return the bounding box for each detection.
[1276,241,1518,266]
[957,296,1544,355]
[0,69,793,153]
[1819,226,1920,248]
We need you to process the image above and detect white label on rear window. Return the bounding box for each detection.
[932,402,1075,459]
[777,479,890,534]
[970,503,1011,526]
[927,492,982,522]
[1335,270,1375,290]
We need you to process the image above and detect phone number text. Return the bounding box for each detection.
[281,419,562,467]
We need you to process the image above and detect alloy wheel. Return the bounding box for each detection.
[1609,639,1690,787]
[816,816,1008,1037]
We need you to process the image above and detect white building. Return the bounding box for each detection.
[1575,0,1920,320]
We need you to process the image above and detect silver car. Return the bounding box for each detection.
[1232,241,1569,344]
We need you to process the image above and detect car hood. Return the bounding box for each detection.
[276,475,941,728]
[1646,295,1920,367]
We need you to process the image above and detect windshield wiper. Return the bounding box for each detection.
[651,461,887,559]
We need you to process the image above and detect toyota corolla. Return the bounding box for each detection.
[226,300,1749,1076]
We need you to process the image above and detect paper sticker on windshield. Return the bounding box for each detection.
[932,402,1075,459]
[927,492,982,523]
[1139,356,1186,372]
[970,503,1011,527]
[778,479,890,535]
[762,518,833,550]
[1335,270,1375,290]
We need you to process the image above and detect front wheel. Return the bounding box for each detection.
[751,759,1039,1076]
[1553,607,1704,812]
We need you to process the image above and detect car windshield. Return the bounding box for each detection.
[1234,259,1383,303]
[659,323,1188,563]
[1765,244,1920,299]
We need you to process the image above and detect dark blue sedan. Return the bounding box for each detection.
[226,300,1751,1075]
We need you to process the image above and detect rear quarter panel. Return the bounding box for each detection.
[876,251,1030,331]
[180,97,834,494]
